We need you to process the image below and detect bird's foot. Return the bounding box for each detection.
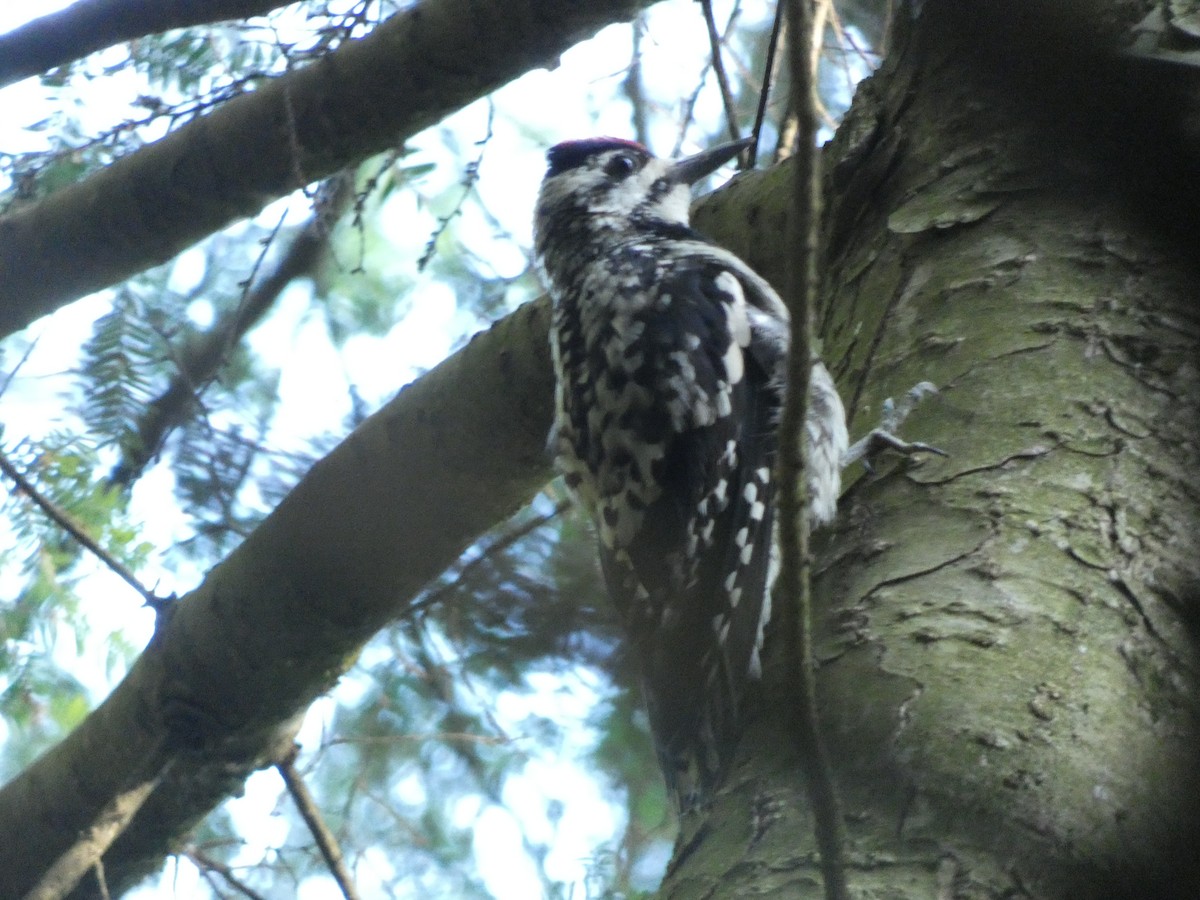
[844,381,947,471]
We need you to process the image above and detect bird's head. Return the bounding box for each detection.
[533,137,749,256]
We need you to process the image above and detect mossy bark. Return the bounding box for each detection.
[676,2,1200,896]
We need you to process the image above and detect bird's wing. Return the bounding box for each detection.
[595,258,784,808]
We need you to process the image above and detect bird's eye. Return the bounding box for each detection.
[604,153,638,179]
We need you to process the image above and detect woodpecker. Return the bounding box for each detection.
[532,137,943,812]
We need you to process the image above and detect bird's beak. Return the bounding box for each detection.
[670,137,753,185]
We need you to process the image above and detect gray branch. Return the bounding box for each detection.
[0,0,653,340]
[0,294,557,897]
[0,0,292,89]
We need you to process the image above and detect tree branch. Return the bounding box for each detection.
[0,0,653,341]
[185,847,268,900]
[0,445,160,607]
[746,0,784,169]
[700,0,741,142]
[0,0,292,90]
[22,765,167,900]
[276,746,360,900]
[0,291,557,898]
[110,172,355,487]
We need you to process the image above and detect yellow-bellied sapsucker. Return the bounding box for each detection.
[534,137,933,812]
[533,136,841,810]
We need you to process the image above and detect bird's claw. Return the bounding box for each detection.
[844,382,946,469]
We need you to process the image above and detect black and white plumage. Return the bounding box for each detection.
[533,137,849,811]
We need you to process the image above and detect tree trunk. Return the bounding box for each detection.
[674,2,1200,896]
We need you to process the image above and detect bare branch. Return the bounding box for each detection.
[111,172,355,487]
[0,445,160,607]
[322,732,509,749]
[672,4,741,157]
[0,0,654,341]
[418,104,494,272]
[0,0,291,90]
[22,766,166,900]
[700,0,742,142]
[624,16,651,147]
[747,1,785,169]
[276,746,361,900]
[185,848,268,900]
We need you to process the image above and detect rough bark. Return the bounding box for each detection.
[674,2,1200,897]
[0,0,652,340]
[0,0,292,89]
[0,298,557,897]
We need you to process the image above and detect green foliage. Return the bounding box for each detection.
[125,27,277,95]
[77,288,158,459]
[0,655,90,774]
[0,435,151,775]
[2,435,151,582]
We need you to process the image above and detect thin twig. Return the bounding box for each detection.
[811,0,837,131]
[406,624,557,896]
[348,147,404,270]
[323,732,509,748]
[700,0,742,142]
[186,848,269,900]
[881,0,898,56]
[624,16,651,147]
[0,446,160,607]
[418,102,494,271]
[23,766,167,900]
[91,860,110,900]
[672,2,741,156]
[0,334,41,400]
[748,0,786,169]
[672,61,714,158]
[825,1,874,71]
[112,172,355,487]
[407,499,567,617]
[276,745,362,900]
[776,0,849,898]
